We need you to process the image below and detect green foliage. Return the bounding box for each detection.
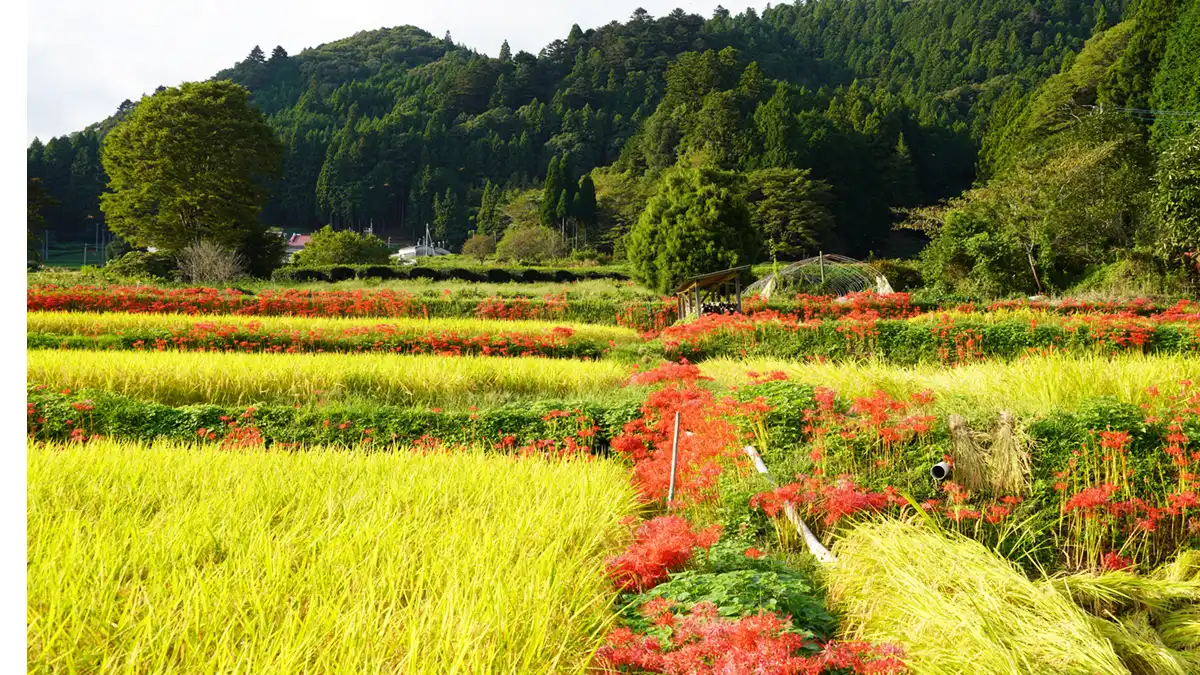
[1099,0,1180,110]
[461,233,497,261]
[620,569,837,641]
[1150,0,1200,147]
[27,178,55,265]
[34,0,1129,265]
[99,81,282,253]
[917,109,1152,295]
[627,164,758,293]
[495,225,566,264]
[1151,127,1200,276]
[291,225,391,265]
[26,386,641,451]
[742,168,833,260]
[103,250,178,280]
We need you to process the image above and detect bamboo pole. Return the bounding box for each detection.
[743,445,836,564]
[667,411,681,505]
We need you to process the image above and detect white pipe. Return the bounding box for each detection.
[743,445,836,564]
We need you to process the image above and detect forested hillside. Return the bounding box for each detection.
[27,0,1199,289]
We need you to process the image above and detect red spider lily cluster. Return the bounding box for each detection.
[750,475,901,527]
[628,361,712,386]
[596,601,907,675]
[30,284,622,323]
[986,297,1199,319]
[196,408,265,449]
[802,388,937,479]
[789,292,919,322]
[929,314,984,364]
[616,298,679,336]
[59,321,590,358]
[1054,380,1200,569]
[474,293,568,320]
[610,382,749,505]
[751,476,1023,539]
[606,516,721,592]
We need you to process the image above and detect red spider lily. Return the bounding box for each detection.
[596,601,907,675]
[1101,552,1134,571]
[606,516,721,592]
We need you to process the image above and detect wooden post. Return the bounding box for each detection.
[819,251,825,288]
[667,411,681,505]
[694,285,702,318]
[735,275,742,313]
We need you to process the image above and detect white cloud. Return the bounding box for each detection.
[27,0,740,142]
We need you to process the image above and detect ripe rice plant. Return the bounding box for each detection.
[26,311,640,345]
[27,311,638,358]
[702,353,1200,416]
[27,350,629,407]
[827,519,1128,674]
[27,440,638,674]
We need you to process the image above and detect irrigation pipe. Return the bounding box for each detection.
[743,445,837,564]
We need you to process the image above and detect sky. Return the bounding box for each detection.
[27,0,765,143]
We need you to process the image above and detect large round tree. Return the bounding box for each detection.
[100,81,282,254]
[626,164,758,293]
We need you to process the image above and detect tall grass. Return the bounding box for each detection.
[26,310,640,345]
[27,350,629,407]
[827,519,1128,674]
[703,352,1200,415]
[28,440,638,674]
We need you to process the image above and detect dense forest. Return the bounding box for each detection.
[26,0,1200,290]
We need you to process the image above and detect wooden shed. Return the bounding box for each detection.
[673,265,752,320]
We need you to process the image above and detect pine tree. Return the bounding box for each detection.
[269,46,288,63]
[248,45,266,64]
[575,173,597,226]
[540,156,562,226]
[499,40,512,62]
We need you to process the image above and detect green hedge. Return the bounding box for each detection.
[270,264,631,284]
[27,387,643,452]
[663,319,1200,363]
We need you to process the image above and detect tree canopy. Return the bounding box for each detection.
[627,164,758,293]
[99,81,282,253]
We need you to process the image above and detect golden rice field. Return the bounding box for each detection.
[27,311,640,345]
[27,440,638,674]
[702,352,1200,415]
[27,350,631,407]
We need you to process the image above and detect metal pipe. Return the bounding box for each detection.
[931,461,952,481]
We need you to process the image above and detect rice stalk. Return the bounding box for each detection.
[949,414,988,491]
[1153,550,1200,584]
[1046,571,1200,615]
[28,439,638,673]
[826,519,1127,675]
[27,310,640,345]
[1157,605,1200,651]
[27,349,629,407]
[1089,612,1200,675]
[988,410,1030,495]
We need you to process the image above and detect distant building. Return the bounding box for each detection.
[391,244,451,261]
[284,233,311,262]
[391,225,450,262]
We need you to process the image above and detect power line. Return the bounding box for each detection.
[1079,104,1200,120]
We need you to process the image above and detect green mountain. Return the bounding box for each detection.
[31,0,1164,259]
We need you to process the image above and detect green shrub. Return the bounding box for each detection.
[291,226,391,266]
[104,250,177,280]
[495,225,565,264]
[619,569,836,641]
